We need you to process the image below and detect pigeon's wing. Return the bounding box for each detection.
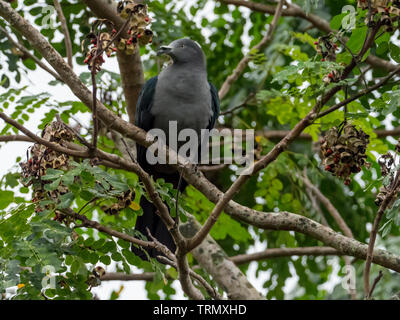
[135,76,158,167]
[135,76,157,131]
[208,82,220,130]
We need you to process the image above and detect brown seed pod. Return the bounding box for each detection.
[19,121,75,214]
[101,189,136,215]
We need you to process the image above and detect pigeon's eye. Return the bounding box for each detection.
[181,44,185,48]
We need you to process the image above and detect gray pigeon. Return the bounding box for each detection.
[133,38,220,259]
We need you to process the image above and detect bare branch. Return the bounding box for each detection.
[218,0,284,99]
[62,208,156,249]
[0,111,88,158]
[368,270,384,299]
[230,247,341,265]
[0,134,33,143]
[304,186,330,226]
[254,126,400,141]
[1,0,399,277]
[100,272,157,281]
[157,256,221,300]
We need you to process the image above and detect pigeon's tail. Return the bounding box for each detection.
[132,196,176,260]
[133,145,187,260]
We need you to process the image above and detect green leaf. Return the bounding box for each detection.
[41,169,64,181]
[347,27,367,53]
[56,192,74,209]
[44,177,61,191]
[100,255,111,265]
[0,190,14,209]
[71,259,80,274]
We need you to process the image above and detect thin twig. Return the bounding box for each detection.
[301,173,354,239]
[0,25,63,82]
[317,65,400,119]
[90,14,132,153]
[62,208,157,249]
[368,270,383,299]
[230,246,341,265]
[220,93,255,116]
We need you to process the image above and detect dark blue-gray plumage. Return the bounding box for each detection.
[133,38,220,259]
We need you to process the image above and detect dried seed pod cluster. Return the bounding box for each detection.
[116,0,153,55]
[314,35,341,84]
[100,189,135,215]
[83,31,117,73]
[20,121,74,216]
[358,0,400,32]
[375,138,400,206]
[82,1,153,71]
[375,153,395,206]
[320,123,370,185]
[87,266,106,289]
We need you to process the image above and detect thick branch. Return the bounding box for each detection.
[180,216,264,300]
[0,134,33,143]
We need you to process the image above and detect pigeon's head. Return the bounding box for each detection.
[157,38,205,66]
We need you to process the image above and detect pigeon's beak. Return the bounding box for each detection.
[157,46,172,56]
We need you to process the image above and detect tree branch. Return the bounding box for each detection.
[156,255,221,300]
[180,216,264,300]
[230,246,341,265]
[301,173,354,239]
[317,65,400,119]
[100,272,157,281]
[62,208,158,250]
